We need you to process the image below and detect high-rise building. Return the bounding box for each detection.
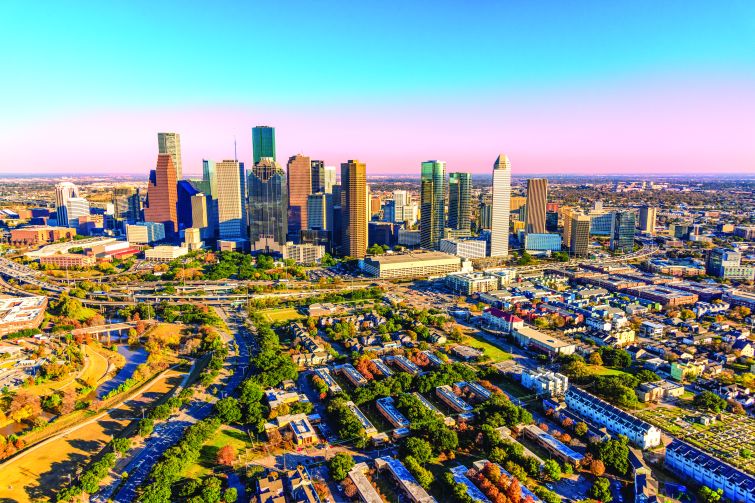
[570,213,591,257]
[252,126,276,164]
[157,132,183,180]
[215,160,246,240]
[311,160,325,194]
[64,197,90,228]
[307,193,332,231]
[177,180,201,231]
[510,196,527,213]
[54,182,81,227]
[341,160,367,258]
[639,206,657,234]
[370,194,382,217]
[610,211,636,253]
[546,211,559,232]
[706,249,755,280]
[490,155,511,257]
[478,201,492,230]
[420,160,446,249]
[248,157,287,252]
[331,183,343,254]
[144,153,179,235]
[190,193,209,237]
[525,178,548,234]
[448,172,471,232]
[287,154,312,243]
[323,166,337,194]
[610,211,635,253]
[561,206,574,247]
[113,186,141,226]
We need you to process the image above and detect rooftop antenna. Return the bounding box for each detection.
[234,137,237,162]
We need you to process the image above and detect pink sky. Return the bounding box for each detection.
[1,77,753,176]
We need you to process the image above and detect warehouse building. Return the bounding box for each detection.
[361,251,462,279]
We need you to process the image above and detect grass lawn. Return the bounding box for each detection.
[183,424,252,479]
[462,333,512,362]
[587,365,630,376]
[260,307,305,324]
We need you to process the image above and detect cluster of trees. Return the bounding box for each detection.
[594,347,632,368]
[590,435,630,475]
[467,462,530,503]
[139,417,222,502]
[49,294,101,325]
[414,363,477,394]
[326,397,369,448]
[248,321,298,388]
[0,434,24,460]
[328,452,355,481]
[175,476,238,503]
[395,394,459,455]
[692,390,727,413]
[474,394,534,429]
[200,251,305,281]
[158,302,225,328]
[56,452,117,501]
[350,372,413,405]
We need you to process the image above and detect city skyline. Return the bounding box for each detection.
[0,1,753,175]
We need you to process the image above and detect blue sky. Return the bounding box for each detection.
[0,0,753,174]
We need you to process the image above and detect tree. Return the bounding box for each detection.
[328,453,355,482]
[223,487,238,503]
[635,369,661,383]
[588,352,603,366]
[404,456,434,489]
[574,422,588,437]
[593,436,630,475]
[215,397,242,424]
[507,477,522,503]
[590,459,606,476]
[693,391,727,413]
[698,486,723,503]
[8,390,42,423]
[201,476,224,503]
[111,437,131,456]
[542,459,562,481]
[216,445,235,466]
[404,437,433,465]
[589,477,612,502]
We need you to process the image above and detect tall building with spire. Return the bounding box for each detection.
[144,153,179,235]
[525,178,548,234]
[252,126,276,164]
[341,160,367,258]
[490,155,511,257]
[447,172,471,232]
[287,154,312,243]
[157,132,183,180]
[248,157,287,252]
[420,160,446,249]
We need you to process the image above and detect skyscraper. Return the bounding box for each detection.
[113,186,140,226]
[144,153,179,235]
[215,160,246,240]
[252,126,276,164]
[248,157,287,252]
[341,160,367,258]
[561,206,574,247]
[490,155,511,257]
[287,154,312,243]
[190,193,209,237]
[177,180,201,231]
[525,178,548,234]
[569,213,591,257]
[157,132,183,180]
[55,182,80,227]
[311,160,325,193]
[610,211,636,253]
[323,166,337,194]
[307,193,332,231]
[639,206,657,234]
[448,172,471,232]
[420,160,446,249]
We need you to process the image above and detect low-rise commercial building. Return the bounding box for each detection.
[625,285,698,307]
[144,245,188,262]
[482,307,523,333]
[39,253,96,268]
[446,272,499,295]
[439,238,487,259]
[512,326,576,356]
[126,221,165,244]
[0,295,47,337]
[282,242,325,264]
[10,225,76,246]
[361,251,462,279]
[347,463,383,503]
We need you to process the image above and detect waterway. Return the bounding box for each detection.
[95,344,148,398]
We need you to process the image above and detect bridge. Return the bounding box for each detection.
[70,321,156,342]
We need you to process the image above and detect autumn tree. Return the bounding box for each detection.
[9,390,42,423]
[590,459,606,477]
[217,445,236,466]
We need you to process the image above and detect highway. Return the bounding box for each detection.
[94,308,253,503]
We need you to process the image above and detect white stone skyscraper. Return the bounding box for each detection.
[490,154,511,257]
[55,182,89,227]
[158,132,183,180]
[215,160,246,239]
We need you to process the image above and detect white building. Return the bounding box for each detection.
[144,245,188,262]
[446,272,499,295]
[215,159,246,239]
[126,222,166,244]
[521,369,569,396]
[439,238,487,259]
[281,242,325,264]
[565,387,661,449]
[490,154,511,257]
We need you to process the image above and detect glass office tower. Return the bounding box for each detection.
[252,126,276,164]
[420,160,446,249]
[248,157,287,252]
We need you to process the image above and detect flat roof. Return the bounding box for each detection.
[365,251,460,265]
[377,457,437,503]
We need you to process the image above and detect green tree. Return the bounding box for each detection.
[589,477,612,502]
[698,486,723,503]
[215,397,242,424]
[542,459,562,481]
[404,455,434,489]
[593,435,630,475]
[328,453,355,482]
[201,476,223,503]
[574,422,588,436]
[404,437,433,465]
[692,391,727,413]
[111,437,131,456]
[223,487,238,503]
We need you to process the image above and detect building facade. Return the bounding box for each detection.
[144,153,178,235]
[610,211,636,253]
[248,158,287,252]
[525,178,548,234]
[252,125,275,164]
[215,160,246,240]
[448,172,471,232]
[490,155,511,257]
[638,206,657,234]
[341,160,368,258]
[420,160,446,249]
[157,132,183,180]
[287,154,312,243]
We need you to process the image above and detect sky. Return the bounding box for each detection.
[0,0,754,176]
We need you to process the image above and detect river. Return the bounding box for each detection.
[95,344,148,398]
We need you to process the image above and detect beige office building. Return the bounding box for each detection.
[570,213,591,257]
[525,178,548,234]
[361,251,462,279]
